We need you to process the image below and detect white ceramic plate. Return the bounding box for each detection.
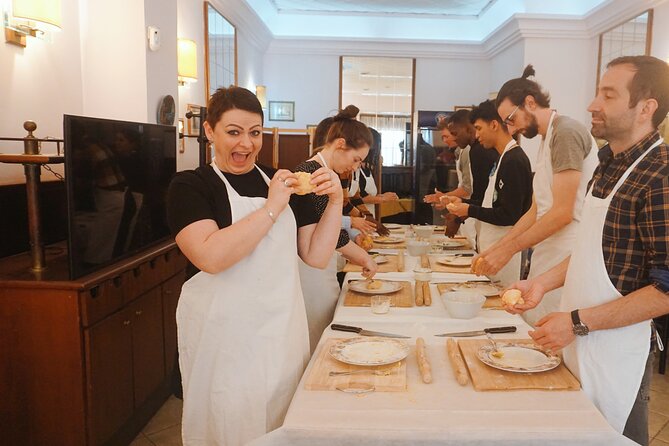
[373,236,403,244]
[437,256,472,267]
[349,280,402,295]
[451,282,500,297]
[329,337,410,366]
[477,343,561,373]
[373,255,389,265]
[384,223,402,229]
[439,239,466,249]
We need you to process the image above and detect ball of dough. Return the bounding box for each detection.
[446,203,457,211]
[367,280,383,290]
[360,234,373,251]
[501,289,525,306]
[293,171,314,195]
[472,257,484,273]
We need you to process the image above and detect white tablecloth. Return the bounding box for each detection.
[252,232,634,446]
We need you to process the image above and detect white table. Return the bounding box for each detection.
[253,233,634,446]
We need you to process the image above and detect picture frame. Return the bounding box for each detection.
[186,104,202,136]
[269,101,295,122]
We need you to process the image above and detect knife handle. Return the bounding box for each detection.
[485,326,517,334]
[331,324,362,334]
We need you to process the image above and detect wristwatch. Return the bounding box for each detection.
[571,309,590,336]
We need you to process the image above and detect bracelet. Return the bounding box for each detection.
[264,207,277,224]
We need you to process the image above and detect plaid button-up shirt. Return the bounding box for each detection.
[588,131,669,296]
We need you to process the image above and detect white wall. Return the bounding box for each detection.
[0,0,83,185]
[489,40,525,94]
[651,1,669,62]
[414,58,490,111]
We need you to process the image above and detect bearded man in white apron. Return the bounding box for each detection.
[506,56,669,446]
[167,87,345,446]
[475,64,598,326]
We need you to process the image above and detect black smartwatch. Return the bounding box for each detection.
[571,309,590,336]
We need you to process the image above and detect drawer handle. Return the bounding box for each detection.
[133,267,141,277]
[150,259,157,269]
[135,310,143,316]
[123,320,131,326]
[113,276,122,287]
[90,286,100,299]
[165,252,171,262]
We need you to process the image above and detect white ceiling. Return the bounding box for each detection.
[269,0,496,17]
[243,0,611,41]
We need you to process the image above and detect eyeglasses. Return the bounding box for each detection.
[503,104,521,126]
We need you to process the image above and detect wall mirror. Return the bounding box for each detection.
[204,2,237,99]
[597,10,653,84]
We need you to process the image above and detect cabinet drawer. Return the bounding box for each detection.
[80,273,129,327]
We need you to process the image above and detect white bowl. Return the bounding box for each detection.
[406,240,430,256]
[414,225,435,239]
[441,291,486,319]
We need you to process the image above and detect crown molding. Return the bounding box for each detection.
[585,0,668,36]
[210,0,273,52]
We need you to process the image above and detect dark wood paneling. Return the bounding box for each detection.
[0,286,86,446]
[277,134,310,171]
[0,181,68,258]
[259,133,274,167]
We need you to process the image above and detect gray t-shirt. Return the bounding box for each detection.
[457,145,472,195]
[549,115,593,173]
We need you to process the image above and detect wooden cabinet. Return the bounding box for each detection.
[0,241,187,445]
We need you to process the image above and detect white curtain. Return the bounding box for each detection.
[360,114,410,166]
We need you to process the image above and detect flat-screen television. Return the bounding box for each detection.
[64,115,177,279]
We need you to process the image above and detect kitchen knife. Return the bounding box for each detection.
[331,324,410,339]
[434,326,517,337]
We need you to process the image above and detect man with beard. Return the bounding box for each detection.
[474,65,598,325]
[505,55,669,446]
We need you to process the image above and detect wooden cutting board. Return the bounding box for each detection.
[343,254,400,273]
[457,339,580,391]
[429,256,477,274]
[304,338,407,392]
[437,283,503,309]
[344,280,413,307]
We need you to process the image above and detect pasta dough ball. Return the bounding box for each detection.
[446,203,457,211]
[501,289,525,306]
[367,280,383,290]
[293,171,314,195]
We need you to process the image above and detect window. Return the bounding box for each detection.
[205,2,237,98]
[340,56,414,166]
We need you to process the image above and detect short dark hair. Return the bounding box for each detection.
[496,65,551,108]
[325,105,372,149]
[206,86,263,128]
[447,109,473,127]
[607,55,669,128]
[469,99,505,129]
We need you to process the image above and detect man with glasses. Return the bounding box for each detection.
[473,65,598,325]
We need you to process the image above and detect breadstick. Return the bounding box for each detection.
[416,337,432,383]
[415,280,424,306]
[397,250,405,272]
[446,338,469,386]
[422,282,432,306]
[420,254,430,268]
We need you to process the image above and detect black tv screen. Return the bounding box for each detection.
[64,115,177,279]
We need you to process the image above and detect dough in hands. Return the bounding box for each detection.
[446,203,457,211]
[501,289,525,306]
[293,171,314,195]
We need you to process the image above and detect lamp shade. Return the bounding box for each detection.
[178,38,198,84]
[256,85,267,109]
[12,0,62,29]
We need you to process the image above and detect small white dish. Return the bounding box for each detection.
[414,225,435,239]
[477,343,561,373]
[329,337,409,366]
[406,240,430,256]
[437,255,472,267]
[349,280,402,295]
[441,291,485,319]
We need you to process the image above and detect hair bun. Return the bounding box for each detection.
[521,64,536,79]
[334,104,360,121]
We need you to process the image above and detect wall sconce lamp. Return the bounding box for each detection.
[256,85,267,109]
[4,0,62,47]
[177,38,197,86]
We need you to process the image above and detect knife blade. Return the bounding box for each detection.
[434,326,517,337]
[330,324,410,339]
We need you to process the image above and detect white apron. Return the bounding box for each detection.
[475,140,522,287]
[457,145,477,243]
[560,138,661,433]
[300,152,341,353]
[523,112,599,325]
[177,164,310,446]
[360,168,377,217]
[348,169,360,198]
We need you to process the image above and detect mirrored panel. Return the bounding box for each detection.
[597,10,652,83]
[205,2,237,98]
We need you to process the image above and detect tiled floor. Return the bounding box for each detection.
[135,356,669,446]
